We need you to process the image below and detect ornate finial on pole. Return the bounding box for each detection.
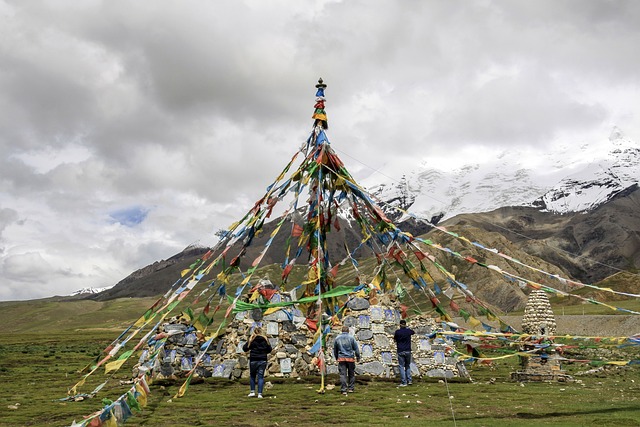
[312,78,328,129]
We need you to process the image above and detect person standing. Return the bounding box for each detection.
[333,325,361,395]
[242,326,272,398]
[393,319,415,386]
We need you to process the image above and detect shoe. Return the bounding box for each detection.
[258,394,263,399]
[348,389,354,393]
[247,392,255,397]
[342,392,348,396]
[408,382,412,385]
[399,383,407,387]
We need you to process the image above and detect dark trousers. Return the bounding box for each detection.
[249,360,267,394]
[398,351,412,385]
[338,361,356,392]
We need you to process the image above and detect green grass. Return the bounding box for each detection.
[0,298,159,334]
[0,331,639,427]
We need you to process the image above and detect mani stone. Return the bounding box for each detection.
[238,356,248,368]
[343,316,358,327]
[280,358,292,374]
[410,362,420,376]
[383,309,397,322]
[357,330,374,341]
[371,323,385,334]
[266,322,279,336]
[427,368,447,378]
[521,289,557,336]
[263,311,290,322]
[326,365,338,375]
[374,334,390,348]
[282,321,297,332]
[361,344,374,358]
[357,361,385,376]
[212,364,225,377]
[347,297,370,311]
[216,340,226,355]
[414,325,433,334]
[284,344,298,354]
[222,359,238,378]
[291,334,307,345]
[370,306,384,321]
[358,315,371,328]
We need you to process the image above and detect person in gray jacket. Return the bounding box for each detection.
[333,325,361,395]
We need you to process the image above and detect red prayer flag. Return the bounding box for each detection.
[413,250,427,260]
[292,224,303,237]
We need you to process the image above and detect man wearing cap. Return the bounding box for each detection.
[393,319,415,386]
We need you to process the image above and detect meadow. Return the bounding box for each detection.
[0,296,639,426]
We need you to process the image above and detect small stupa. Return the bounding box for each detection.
[521,289,557,336]
[511,290,572,382]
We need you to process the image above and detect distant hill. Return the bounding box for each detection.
[441,184,640,285]
[72,185,637,315]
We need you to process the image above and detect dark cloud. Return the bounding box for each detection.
[1,0,639,300]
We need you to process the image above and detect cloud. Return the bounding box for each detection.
[1,0,640,300]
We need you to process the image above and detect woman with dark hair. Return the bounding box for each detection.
[242,326,272,398]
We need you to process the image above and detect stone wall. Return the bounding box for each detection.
[138,293,469,381]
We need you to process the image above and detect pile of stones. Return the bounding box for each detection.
[137,287,469,382]
[511,289,572,382]
[521,289,557,336]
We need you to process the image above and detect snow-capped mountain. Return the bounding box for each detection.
[532,128,640,213]
[366,127,640,221]
[69,286,113,296]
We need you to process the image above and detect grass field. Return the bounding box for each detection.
[0,288,638,426]
[0,329,639,427]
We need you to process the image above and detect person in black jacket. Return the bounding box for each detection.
[242,326,272,398]
[393,319,415,386]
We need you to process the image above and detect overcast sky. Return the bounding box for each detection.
[1,0,639,301]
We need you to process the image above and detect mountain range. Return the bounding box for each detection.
[81,128,639,312]
[368,126,639,221]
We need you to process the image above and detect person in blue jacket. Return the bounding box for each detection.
[242,326,272,398]
[393,319,415,386]
[333,325,361,395]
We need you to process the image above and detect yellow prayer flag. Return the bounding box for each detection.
[102,411,117,427]
[249,290,260,302]
[468,316,482,328]
[133,315,147,328]
[263,307,281,316]
[104,359,127,374]
[135,384,148,407]
[371,274,382,291]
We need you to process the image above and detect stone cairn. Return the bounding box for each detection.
[137,282,469,382]
[511,289,572,382]
[521,289,557,336]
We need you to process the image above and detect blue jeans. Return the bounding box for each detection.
[249,360,267,394]
[338,361,356,392]
[398,351,412,385]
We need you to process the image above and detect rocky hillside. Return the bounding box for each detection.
[441,185,640,284]
[83,183,639,314]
